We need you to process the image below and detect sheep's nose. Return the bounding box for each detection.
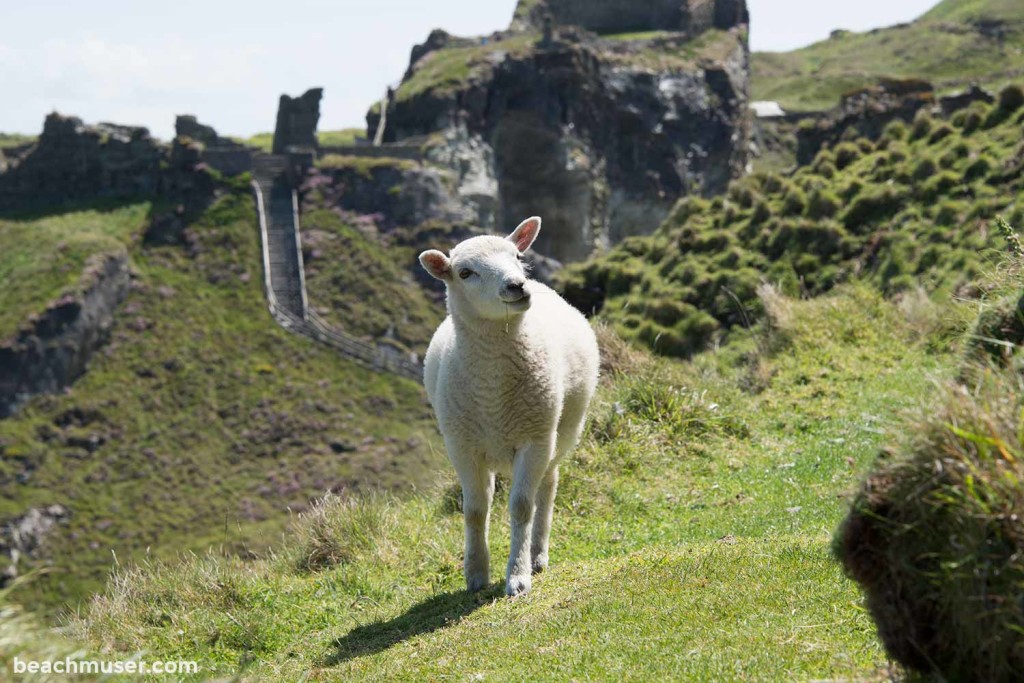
[502,278,528,302]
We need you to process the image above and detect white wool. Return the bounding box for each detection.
[419,217,599,596]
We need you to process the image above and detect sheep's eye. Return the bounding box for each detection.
[516,253,524,261]
[459,269,473,279]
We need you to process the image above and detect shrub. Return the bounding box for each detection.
[927,123,954,145]
[833,142,860,170]
[781,187,807,216]
[998,84,1024,113]
[842,186,906,231]
[964,155,993,181]
[909,110,933,140]
[918,171,961,200]
[911,157,937,182]
[835,373,1024,682]
[882,119,908,141]
[806,188,840,219]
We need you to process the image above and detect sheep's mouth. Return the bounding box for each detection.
[502,294,531,310]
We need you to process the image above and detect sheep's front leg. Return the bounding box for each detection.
[506,440,553,596]
[531,466,558,574]
[455,457,494,592]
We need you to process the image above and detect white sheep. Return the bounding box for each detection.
[419,217,600,596]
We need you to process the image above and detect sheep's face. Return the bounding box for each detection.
[419,217,541,321]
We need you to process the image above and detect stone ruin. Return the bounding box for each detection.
[513,0,749,36]
[273,88,323,155]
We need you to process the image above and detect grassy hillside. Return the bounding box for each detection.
[560,86,1024,356]
[0,182,444,612]
[752,0,1024,111]
[0,204,148,341]
[301,207,443,354]
[64,284,954,680]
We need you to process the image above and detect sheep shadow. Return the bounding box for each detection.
[322,585,500,665]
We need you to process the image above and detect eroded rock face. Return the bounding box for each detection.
[273,88,323,154]
[0,251,130,418]
[372,27,749,262]
[0,504,69,586]
[304,159,474,230]
[0,114,162,211]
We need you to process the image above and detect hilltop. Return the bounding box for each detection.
[752,0,1024,112]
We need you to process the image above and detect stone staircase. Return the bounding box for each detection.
[251,154,422,382]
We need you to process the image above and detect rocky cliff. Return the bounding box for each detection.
[0,250,130,418]
[368,1,750,263]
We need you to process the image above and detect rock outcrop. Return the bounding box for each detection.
[273,88,323,155]
[796,79,935,165]
[369,3,749,262]
[0,251,130,418]
[0,504,69,586]
[0,114,163,212]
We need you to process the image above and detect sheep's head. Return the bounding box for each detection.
[419,217,541,321]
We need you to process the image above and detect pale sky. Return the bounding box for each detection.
[0,0,940,140]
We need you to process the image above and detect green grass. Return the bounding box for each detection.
[236,130,368,152]
[0,133,35,151]
[315,154,417,176]
[65,283,951,680]
[301,207,443,354]
[0,204,149,340]
[752,0,1024,111]
[559,89,1024,357]
[396,33,538,102]
[0,186,444,613]
[318,129,366,147]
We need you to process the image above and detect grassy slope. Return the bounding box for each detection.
[301,207,443,354]
[73,285,950,680]
[0,183,444,612]
[0,133,36,151]
[752,0,1024,111]
[0,204,148,340]
[560,93,1024,356]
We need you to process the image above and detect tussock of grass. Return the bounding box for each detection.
[290,493,399,572]
[835,372,1024,681]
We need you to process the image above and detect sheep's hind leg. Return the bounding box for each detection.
[532,396,589,574]
[530,466,558,574]
[454,454,494,592]
[506,440,553,596]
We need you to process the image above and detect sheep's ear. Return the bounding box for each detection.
[419,250,452,281]
[508,216,541,253]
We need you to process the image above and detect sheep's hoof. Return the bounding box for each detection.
[466,573,489,592]
[505,575,532,597]
[531,555,548,575]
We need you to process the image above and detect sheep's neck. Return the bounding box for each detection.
[451,308,526,350]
